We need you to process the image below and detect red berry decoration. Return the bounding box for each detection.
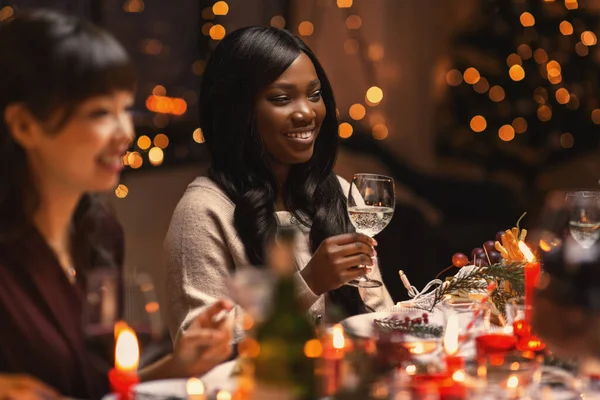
[471,247,485,259]
[452,252,469,267]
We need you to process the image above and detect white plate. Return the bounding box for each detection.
[101,360,237,400]
[341,310,445,339]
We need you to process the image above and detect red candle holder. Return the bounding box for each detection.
[412,372,466,400]
[108,368,139,400]
[445,354,465,375]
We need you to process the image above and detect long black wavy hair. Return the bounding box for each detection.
[0,10,136,271]
[199,26,365,316]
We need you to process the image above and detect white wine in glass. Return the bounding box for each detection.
[346,173,395,288]
[566,191,600,249]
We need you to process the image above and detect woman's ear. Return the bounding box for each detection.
[4,103,41,150]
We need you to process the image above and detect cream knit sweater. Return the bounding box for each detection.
[164,176,393,342]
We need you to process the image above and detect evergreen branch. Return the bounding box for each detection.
[373,319,444,338]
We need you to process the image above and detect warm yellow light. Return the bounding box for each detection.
[512,117,527,134]
[332,324,345,349]
[473,77,489,93]
[582,31,597,46]
[463,67,480,85]
[559,20,573,35]
[406,365,417,375]
[337,0,353,8]
[446,69,463,86]
[303,339,323,358]
[366,86,384,104]
[560,132,574,149]
[344,39,359,55]
[368,44,384,61]
[128,152,143,169]
[193,128,205,143]
[153,133,169,149]
[349,104,366,120]
[216,391,232,400]
[509,65,525,81]
[345,15,362,30]
[489,86,505,102]
[506,53,522,67]
[298,21,314,36]
[338,122,353,138]
[212,1,229,16]
[537,105,552,121]
[137,135,151,150]
[548,73,562,84]
[238,337,260,358]
[555,88,570,104]
[565,0,578,10]
[152,85,166,96]
[270,15,286,29]
[534,49,548,64]
[141,39,163,55]
[576,41,589,56]
[372,123,388,140]
[186,378,205,396]
[202,22,214,36]
[0,6,14,21]
[592,109,600,124]
[499,125,515,142]
[115,325,139,372]
[518,241,535,262]
[517,44,532,59]
[115,184,129,199]
[533,87,548,104]
[148,147,164,166]
[470,115,487,132]
[443,314,459,355]
[507,375,519,389]
[209,24,226,40]
[520,12,535,27]
[123,0,144,13]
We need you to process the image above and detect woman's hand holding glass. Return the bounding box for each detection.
[0,374,60,400]
[173,299,234,377]
[301,232,377,295]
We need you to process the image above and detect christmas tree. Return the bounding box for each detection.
[436,0,600,186]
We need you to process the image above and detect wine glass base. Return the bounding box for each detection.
[346,278,383,288]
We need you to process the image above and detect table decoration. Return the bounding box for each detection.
[109,323,140,400]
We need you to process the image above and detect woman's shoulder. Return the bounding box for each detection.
[172,176,235,219]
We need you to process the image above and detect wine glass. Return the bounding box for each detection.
[346,173,395,288]
[565,191,600,249]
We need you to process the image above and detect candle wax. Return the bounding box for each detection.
[108,368,139,400]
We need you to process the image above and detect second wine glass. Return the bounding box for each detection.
[346,173,395,288]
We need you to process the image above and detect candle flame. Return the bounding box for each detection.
[115,325,139,372]
[405,364,417,375]
[332,324,345,350]
[518,241,535,262]
[412,343,424,355]
[186,378,205,395]
[452,369,466,382]
[507,375,519,389]
[443,314,459,355]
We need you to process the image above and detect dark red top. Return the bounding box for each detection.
[0,213,124,400]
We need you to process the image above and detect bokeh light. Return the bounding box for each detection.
[470,115,487,132]
[498,125,515,141]
[338,122,353,138]
[349,104,366,120]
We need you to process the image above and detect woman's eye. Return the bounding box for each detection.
[271,96,289,103]
[88,108,110,118]
[309,90,322,100]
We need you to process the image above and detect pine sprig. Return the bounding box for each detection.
[374,319,444,338]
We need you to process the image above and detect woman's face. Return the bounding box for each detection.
[22,91,134,195]
[254,52,327,166]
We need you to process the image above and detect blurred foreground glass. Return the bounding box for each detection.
[227,267,275,324]
[565,191,600,249]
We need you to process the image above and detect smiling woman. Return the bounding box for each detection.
[165,26,394,344]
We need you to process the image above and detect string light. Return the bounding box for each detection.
[137,135,151,150]
[509,65,525,81]
[533,87,548,104]
[115,184,129,199]
[141,39,162,55]
[555,88,570,104]
[298,21,314,36]
[489,85,505,102]
[534,49,548,64]
[560,132,574,148]
[592,109,600,124]
[473,77,489,93]
[520,12,535,27]
[446,69,463,86]
[512,117,528,134]
[345,15,362,30]
[193,128,205,143]
[202,23,214,36]
[517,44,532,59]
[152,85,166,96]
[463,67,480,84]
[581,31,597,46]
[338,122,353,138]
[212,1,229,16]
[367,44,384,61]
[128,152,143,169]
[498,125,515,141]
[146,95,187,115]
[209,24,226,40]
[564,0,578,10]
[0,6,14,21]
[123,0,144,13]
[202,7,214,20]
[336,0,352,8]
[575,41,589,56]
[372,123,388,140]
[154,133,169,149]
[559,21,573,35]
[365,86,383,105]
[470,115,487,132]
[148,147,164,166]
[506,53,522,67]
[270,15,286,29]
[537,105,552,121]
[566,93,579,110]
[349,104,366,120]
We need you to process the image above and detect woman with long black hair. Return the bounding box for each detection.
[165,26,393,342]
[0,10,232,399]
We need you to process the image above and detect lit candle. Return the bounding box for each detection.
[215,390,231,400]
[108,323,140,400]
[321,324,346,396]
[443,314,465,374]
[518,241,540,322]
[506,375,519,399]
[186,378,206,400]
